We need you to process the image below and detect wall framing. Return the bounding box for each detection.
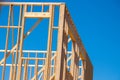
[0,2,93,80]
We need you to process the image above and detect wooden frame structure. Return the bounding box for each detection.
[0,2,93,80]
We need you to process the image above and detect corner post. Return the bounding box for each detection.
[55,4,66,80]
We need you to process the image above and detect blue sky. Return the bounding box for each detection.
[1,0,120,80]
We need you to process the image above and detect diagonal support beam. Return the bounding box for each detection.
[0,18,43,65]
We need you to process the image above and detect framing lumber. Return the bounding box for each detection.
[55,4,66,80]
[2,5,12,80]
[0,2,93,80]
[24,12,51,18]
[44,5,54,80]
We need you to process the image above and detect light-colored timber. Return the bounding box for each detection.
[0,2,93,80]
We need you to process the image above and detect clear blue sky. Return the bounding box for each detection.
[1,0,120,80]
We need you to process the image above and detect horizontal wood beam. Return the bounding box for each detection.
[21,57,46,60]
[0,64,55,67]
[0,49,72,54]
[24,12,51,18]
[0,2,64,6]
[0,26,22,28]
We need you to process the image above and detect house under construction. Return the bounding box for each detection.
[0,2,93,80]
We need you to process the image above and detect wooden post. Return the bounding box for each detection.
[23,60,28,80]
[9,65,13,80]
[2,4,12,80]
[13,5,22,80]
[55,4,66,80]
[70,42,80,80]
[35,60,38,80]
[74,44,79,80]
[70,42,76,79]
[44,5,54,80]
[17,4,27,80]
[76,46,80,80]
[62,19,69,80]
